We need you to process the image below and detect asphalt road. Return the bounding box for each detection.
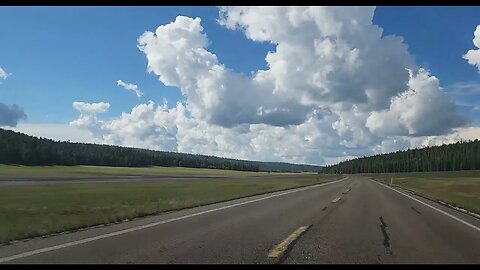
[1,175,479,264]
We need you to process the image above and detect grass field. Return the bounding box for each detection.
[365,171,480,215]
[0,165,264,177]
[0,172,340,244]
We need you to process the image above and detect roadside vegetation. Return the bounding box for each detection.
[366,171,480,215]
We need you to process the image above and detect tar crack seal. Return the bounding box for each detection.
[411,206,422,215]
[379,216,392,255]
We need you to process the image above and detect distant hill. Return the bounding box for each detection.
[322,139,480,174]
[257,161,321,172]
[0,128,322,173]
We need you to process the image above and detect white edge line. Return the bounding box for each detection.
[0,177,347,263]
[370,179,480,232]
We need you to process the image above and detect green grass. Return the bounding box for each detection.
[0,173,340,244]
[364,171,480,215]
[0,165,264,177]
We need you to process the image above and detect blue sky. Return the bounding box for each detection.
[1,6,480,165]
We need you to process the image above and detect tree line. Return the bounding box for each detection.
[322,139,480,174]
[0,128,321,172]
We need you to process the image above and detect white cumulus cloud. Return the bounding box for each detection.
[70,7,468,165]
[366,68,466,136]
[117,80,143,98]
[0,66,10,80]
[137,15,311,127]
[70,102,110,138]
[72,101,110,115]
[463,25,480,72]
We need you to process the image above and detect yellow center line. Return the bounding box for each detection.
[268,225,310,258]
[331,197,341,203]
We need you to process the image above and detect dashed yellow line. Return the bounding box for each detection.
[331,197,341,203]
[268,226,310,258]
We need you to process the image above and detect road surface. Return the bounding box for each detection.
[1,175,479,263]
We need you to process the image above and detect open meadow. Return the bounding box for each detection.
[0,165,339,244]
[365,170,480,215]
